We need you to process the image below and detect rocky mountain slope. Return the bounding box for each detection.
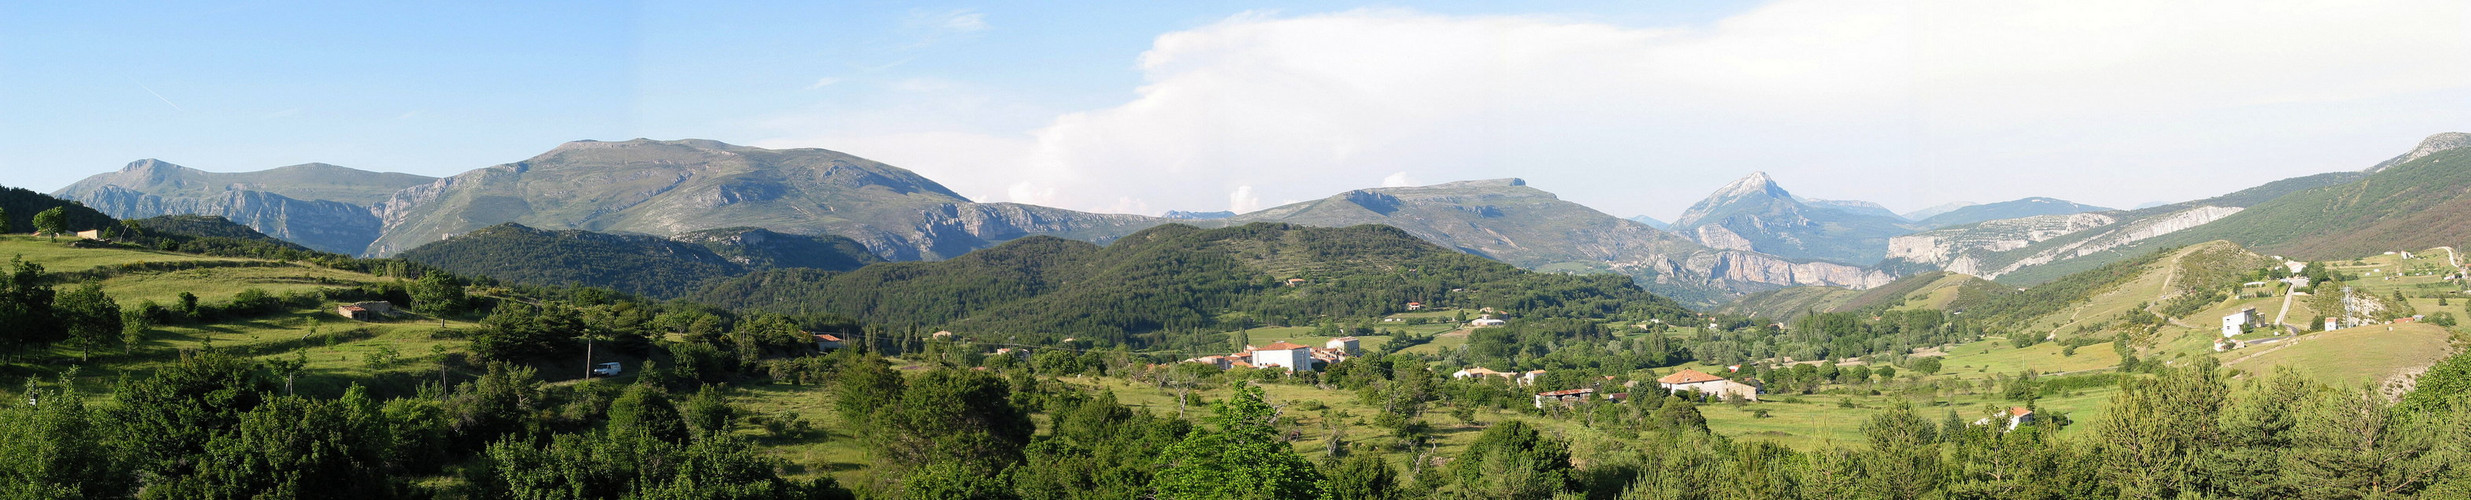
[1878,133,2469,284]
[1219,179,1896,305]
[53,160,435,254]
[1718,271,2013,322]
[363,139,1165,259]
[1668,172,1918,265]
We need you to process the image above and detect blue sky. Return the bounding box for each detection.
[5,1,2467,219]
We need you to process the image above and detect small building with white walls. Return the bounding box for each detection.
[1470,314,1507,327]
[1249,342,1316,372]
[1325,336,1360,354]
[2222,307,2259,337]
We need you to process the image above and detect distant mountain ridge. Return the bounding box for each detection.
[1669,171,1918,265]
[53,160,435,254]
[362,139,1163,259]
[1219,178,1896,305]
[1915,197,2110,229]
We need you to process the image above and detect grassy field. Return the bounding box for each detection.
[1704,386,2119,449]
[0,234,230,270]
[2218,323,2458,388]
[1932,336,2122,379]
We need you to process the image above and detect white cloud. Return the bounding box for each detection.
[777,1,2471,217]
[1382,171,1415,188]
[805,77,843,89]
[1229,185,1261,213]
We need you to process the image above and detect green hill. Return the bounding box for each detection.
[1720,271,2013,322]
[688,222,1694,348]
[1,185,116,234]
[2132,143,2471,260]
[396,223,881,298]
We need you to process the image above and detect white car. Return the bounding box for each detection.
[590,362,623,377]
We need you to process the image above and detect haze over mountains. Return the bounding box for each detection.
[45,131,2471,305]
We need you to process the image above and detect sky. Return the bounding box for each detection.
[4,1,2469,221]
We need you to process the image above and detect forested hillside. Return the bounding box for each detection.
[691,223,1695,349]
[398,223,881,298]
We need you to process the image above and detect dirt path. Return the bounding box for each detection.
[2271,286,2296,327]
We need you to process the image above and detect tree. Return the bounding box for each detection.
[0,376,124,498]
[0,257,62,357]
[31,207,66,241]
[55,282,121,361]
[879,369,1033,472]
[1911,356,1943,375]
[681,384,737,437]
[0,206,11,233]
[1444,419,1573,499]
[1319,453,1399,500]
[610,383,688,443]
[409,272,466,316]
[1859,402,1942,499]
[1151,382,1321,499]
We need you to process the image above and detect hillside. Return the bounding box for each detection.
[688,222,1695,347]
[2129,142,2471,260]
[1,185,116,235]
[396,223,879,297]
[1884,170,2366,284]
[1720,271,2012,322]
[364,139,1166,260]
[1668,172,1916,265]
[53,160,435,254]
[1914,197,2109,229]
[1218,179,1895,305]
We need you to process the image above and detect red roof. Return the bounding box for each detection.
[814,334,843,342]
[2009,407,2033,416]
[1257,342,1310,350]
[1656,369,1726,384]
[339,305,366,312]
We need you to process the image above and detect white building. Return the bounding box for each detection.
[1249,342,1316,372]
[2222,307,2259,337]
[1469,314,1507,327]
[1325,336,1360,353]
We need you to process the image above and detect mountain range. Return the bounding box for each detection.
[47,131,2471,307]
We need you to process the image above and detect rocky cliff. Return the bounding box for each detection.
[53,159,434,254]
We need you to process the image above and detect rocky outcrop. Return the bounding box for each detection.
[2368,132,2471,172]
[71,185,383,254]
[1884,212,2117,275]
[54,159,433,254]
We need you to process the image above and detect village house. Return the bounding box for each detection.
[1452,366,1507,380]
[813,333,844,351]
[1405,301,1424,311]
[2222,307,2259,337]
[1533,388,1595,408]
[1249,342,1316,372]
[1285,278,1307,287]
[1519,370,1546,387]
[1656,368,1759,401]
[1325,336,1360,354]
[1469,314,1507,327]
[335,301,394,322]
[74,229,106,241]
[1973,407,2036,431]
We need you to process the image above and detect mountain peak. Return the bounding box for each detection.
[1712,171,1789,200]
[2369,132,2471,172]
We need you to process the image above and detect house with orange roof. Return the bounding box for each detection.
[1655,368,1759,401]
